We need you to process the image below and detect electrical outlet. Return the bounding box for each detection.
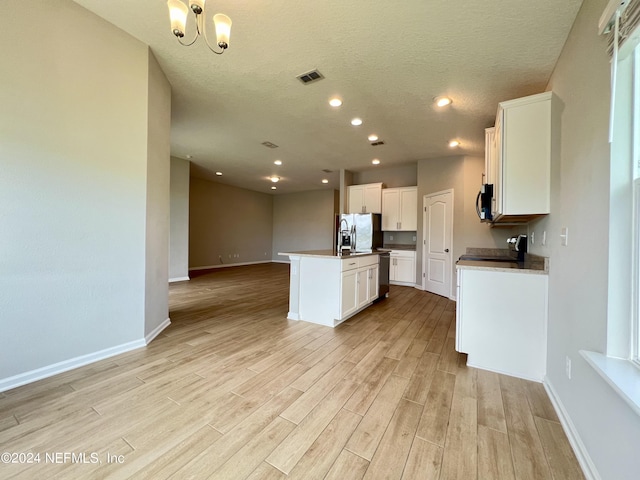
[542,231,547,246]
[413,235,416,241]
[390,235,394,241]
[565,356,572,379]
[560,227,569,246]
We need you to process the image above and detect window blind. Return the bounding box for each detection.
[605,0,640,55]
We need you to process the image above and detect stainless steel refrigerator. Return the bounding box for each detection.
[337,213,383,252]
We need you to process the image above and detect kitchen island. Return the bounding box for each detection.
[279,250,383,327]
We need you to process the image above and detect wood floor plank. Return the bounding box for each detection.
[362,398,423,480]
[525,381,560,422]
[245,462,286,480]
[343,356,398,415]
[478,424,516,480]
[415,369,456,446]
[438,370,478,480]
[287,408,362,480]
[280,360,356,425]
[477,368,508,433]
[323,450,370,480]
[265,378,360,474]
[403,352,439,405]
[401,436,444,480]
[206,417,296,480]
[534,416,585,480]
[500,375,553,480]
[345,374,410,461]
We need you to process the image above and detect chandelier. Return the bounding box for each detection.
[166,0,232,54]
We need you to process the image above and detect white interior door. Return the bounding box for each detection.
[423,190,453,297]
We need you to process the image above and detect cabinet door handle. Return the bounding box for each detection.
[349,262,356,266]
[445,248,449,253]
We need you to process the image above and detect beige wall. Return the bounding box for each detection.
[272,190,339,261]
[0,0,169,385]
[352,164,418,187]
[527,0,640,478]
[189,177,273,268]
[144,51,171,338]
[170,157,190,280]
[417,155,521,293]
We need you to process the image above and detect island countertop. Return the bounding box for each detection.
[279,249,384,259]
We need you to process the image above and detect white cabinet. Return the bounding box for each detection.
[347,183,383,214]
[456,266,548,381]
[389,250,415,286]
[340,268,358,319]
[382,187,417,231]
[492,92,554,221]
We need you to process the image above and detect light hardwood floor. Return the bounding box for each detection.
[0,263,584,479]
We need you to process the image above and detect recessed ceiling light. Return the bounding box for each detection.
[271,186,277,190]
[270,176,280,183]
[215,171,222,176]
[372,159,380,165]
[185,155,193,159]
[368,134,378,142]
[449,140,460,148]
[329,97,342,107]
[274,160,282,165]
[322,179,329,184]
[435,96,452,107]
[351,118,363,126]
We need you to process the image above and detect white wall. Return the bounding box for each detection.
[0,0,170,388]
[272,190,338,261]
[144,52,171,338]
[170,157,190,281]
[528,0,640,478]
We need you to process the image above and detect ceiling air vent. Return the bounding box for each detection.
[261,141,279,148]
[297,69,324,85]
[371,141,385,146]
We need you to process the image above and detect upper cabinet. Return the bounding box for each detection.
[347,183,383,214]
[492,91,554,222]
[382,187,417,231]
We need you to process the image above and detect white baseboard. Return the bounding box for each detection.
[169,276,190,283]
[189,260,272,271]
[0,338,147,393]
[145,317,171,344]
[543,377,600,480]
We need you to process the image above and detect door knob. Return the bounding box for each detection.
[445,249,449,252]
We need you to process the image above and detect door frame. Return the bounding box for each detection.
[422,188,454,298]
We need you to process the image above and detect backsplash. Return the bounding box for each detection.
[383,231,416,246]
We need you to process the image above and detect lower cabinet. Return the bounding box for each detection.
[390,250,416,285]
[456,267,548,381]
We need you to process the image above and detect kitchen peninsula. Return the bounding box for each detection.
[279,250,385,327]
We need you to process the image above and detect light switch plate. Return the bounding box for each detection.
[560,227,569,246]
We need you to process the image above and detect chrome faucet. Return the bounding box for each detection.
[338,218,352,253]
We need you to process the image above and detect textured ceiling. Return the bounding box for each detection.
[74,0,583,194]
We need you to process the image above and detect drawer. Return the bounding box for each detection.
[340,258,360,272]
[358,255,379,268]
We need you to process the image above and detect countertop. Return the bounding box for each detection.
[455,248,548,274]
[456,258,548,275]
[384,244,416,252]
[279,249,383,259]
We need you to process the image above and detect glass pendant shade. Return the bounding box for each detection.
[167,0,188,36]
[213,14,232,47]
